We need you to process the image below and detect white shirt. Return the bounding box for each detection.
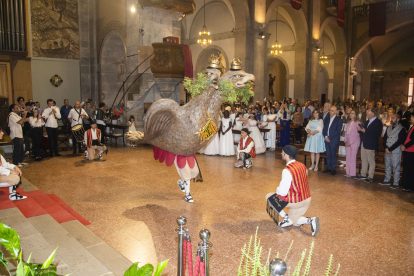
[327,116,336,136]
[276,160,308,196]
[8,113,23,139]
[0,155,16,176]
[29,116,45,128]
[238,136,254,153]
[68,108,88,127]
[42,107,61,128]
[84,128,100,145]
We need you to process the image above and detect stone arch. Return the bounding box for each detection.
[374,35,414,70]
[320,16,346,54]
[98,21,127,58]
[265,1,308,44]
[99,30,127,104]
[267,57,288,99]
[195,45,230,74]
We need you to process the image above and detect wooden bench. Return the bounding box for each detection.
[105,123,128,147]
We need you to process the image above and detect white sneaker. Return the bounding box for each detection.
[278,216,293,228]
[19,162,29,166]
[310,217,320,236]
[98,154,103,160]
[9,192,27,201]
[184,194,194,203]
[177,180,185,193]
[84,153,88,159]
[17,164,24,168]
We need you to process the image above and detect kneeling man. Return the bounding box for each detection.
[84,120,107,161]
[235,128,256,169]
[266,145,320,236]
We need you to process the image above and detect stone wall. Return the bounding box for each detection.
[370,71,409,103]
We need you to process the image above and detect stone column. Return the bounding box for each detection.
[333,53,346,100]
[252,0,267,103]
[293,45,307,102]
[360,71,372,100]
[79,0,99,102]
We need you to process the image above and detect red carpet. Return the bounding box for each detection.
[48,194,91,226]
[0,187,90,225]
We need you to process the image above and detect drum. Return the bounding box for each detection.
[71,124,85,143]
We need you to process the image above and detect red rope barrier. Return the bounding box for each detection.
[183,239,187,274]
[194,256,200,276]
[200,261,205,276]
[187,241,193,276]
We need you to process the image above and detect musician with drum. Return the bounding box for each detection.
[68,101,89,155]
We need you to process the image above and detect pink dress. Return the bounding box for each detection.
[344,121,361,176]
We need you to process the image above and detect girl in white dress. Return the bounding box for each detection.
[260,108,269,142]
[203,117,220,155]
[233,112,243,143]
[128,116,137,147]
[219,111,235,156]
[265,106,278,150]
[244,114,266,154]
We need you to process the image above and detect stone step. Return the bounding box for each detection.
[28,214,113,276]
[61,220,132,276]
[0,208,74,276]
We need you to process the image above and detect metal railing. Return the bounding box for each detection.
[0,0,27,52]
[353,0,414,18]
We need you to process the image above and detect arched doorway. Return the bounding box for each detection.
[99,31,126,107]
[318,67,328,103]
[195,47,228,75]
[267,58,287,101]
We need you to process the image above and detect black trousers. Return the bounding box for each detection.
[97,124,106,142]
[295,126,303,143]
[46,127,59,155]
[12,137,24,165]
[23,132,31,153]
[62,118,71,132]
[31,127,43,158]
[401,151,414,191]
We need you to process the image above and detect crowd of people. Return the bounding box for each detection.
[207,97,414,193]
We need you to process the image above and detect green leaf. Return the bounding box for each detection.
[136,264,154,276]
[41,247,58,269]
[124,262,139,276]
[0,221,21,257]
[0,252,7,268]
[16,251,25,276]
[154,260,168,276]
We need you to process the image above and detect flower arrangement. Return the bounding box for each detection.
[183,72,255,105]
[237,227,340,276]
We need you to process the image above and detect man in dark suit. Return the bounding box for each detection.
[322,106,343,175]
[397,102,412,130]
[354,109,383,183]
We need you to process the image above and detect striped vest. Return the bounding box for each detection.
[277,161,310,203]
[86,129,101,148]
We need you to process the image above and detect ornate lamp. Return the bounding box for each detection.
[319,35,328,65]
[197,0,211,49]
[271,7,282,57]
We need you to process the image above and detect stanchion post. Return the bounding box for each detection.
[199,229,212,276]
[175,216,187,276]
[269,258,287,276]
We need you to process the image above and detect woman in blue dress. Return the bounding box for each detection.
[304,109,326,171]
[277,102,291,147]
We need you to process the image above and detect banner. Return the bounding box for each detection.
[290,0,302,10]
[369,2,387,37]
[337,0,345,27]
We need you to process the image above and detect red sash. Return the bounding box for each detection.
[404,127,414,152]
[86,129,101,148]
[239,136,256,158]
[277,161,310,203]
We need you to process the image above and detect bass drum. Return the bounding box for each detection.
[71,124,85,143]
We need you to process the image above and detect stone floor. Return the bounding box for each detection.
[22,145,414,275]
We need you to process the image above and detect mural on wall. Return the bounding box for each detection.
[31,0,79,59]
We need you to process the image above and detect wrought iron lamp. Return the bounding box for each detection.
[270,7,282,57]
[319,35,328,65]
[197,0,211,49]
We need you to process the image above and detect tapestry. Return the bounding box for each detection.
[31,0,79,59]
[369,2,387,37]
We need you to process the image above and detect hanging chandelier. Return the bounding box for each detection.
[271,7,282,57]
[319,35,328,65]
[197,0,211,49]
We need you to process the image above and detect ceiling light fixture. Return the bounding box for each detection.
[319,35,328,65]
[197,0,211,49]
[270,6,282,57]
[131,5,136,12]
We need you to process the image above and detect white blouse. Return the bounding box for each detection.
[29,116,45,128]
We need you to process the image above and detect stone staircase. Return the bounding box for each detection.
[0,180,133,276]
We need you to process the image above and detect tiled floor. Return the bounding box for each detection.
[22,145,414,275]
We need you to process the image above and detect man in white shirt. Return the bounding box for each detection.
[235,128,256,169]
[8,104,28,167]
[42,99,62,157]
[0,127,26,201]
[265,145,319,236]
[69,101,89,154]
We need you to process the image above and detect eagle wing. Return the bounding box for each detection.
[144,99,179,141]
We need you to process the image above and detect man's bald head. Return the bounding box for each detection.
[329,106,337,117]
[74,101,81,109]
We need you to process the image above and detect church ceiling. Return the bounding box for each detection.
[139,0,196,14]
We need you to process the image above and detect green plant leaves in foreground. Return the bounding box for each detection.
[0,221,21,257]
[124,260,168,276]
[41,247,57,269]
